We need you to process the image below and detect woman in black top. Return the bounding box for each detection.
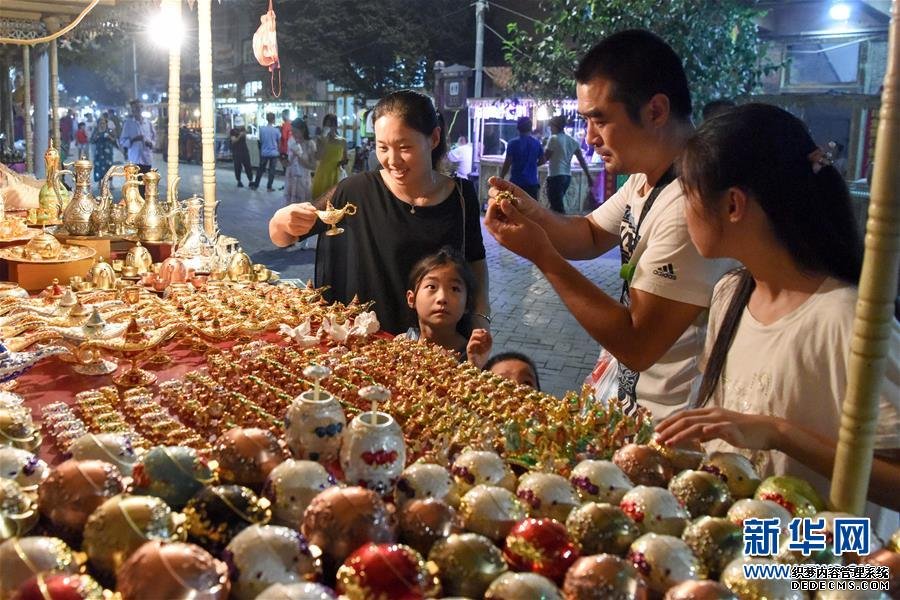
[269,90,490,334]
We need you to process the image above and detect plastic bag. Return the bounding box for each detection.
[583,347,619,410]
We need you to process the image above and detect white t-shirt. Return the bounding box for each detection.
[702,274,900,540]
[589,174,733,420]
[447,143,473,178]
[546,133,580,177]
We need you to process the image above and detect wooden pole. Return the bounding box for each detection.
[198,0,218,239]
[49,38,59,152]
[23,45,32,174]
[166,0,181,200]
[830,0,900,515]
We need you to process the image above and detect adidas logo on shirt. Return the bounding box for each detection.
[653,263,677,280]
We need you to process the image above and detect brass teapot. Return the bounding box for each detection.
[54,159,96,236]
[125,242,153,275]
[136,170,168,242]
[88,257,117,290]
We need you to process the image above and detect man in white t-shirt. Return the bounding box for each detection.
[543,116,593,214]
[447,136,473,179]
[485,30,732,420]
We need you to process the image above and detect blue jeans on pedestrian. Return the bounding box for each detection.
[254,155,279,189]
[546,174,571,214]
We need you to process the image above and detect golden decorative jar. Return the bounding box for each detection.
[23,229,62,260]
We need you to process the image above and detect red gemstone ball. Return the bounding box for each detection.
[15,573,104,600]
[503,517,580,583]
[336,543,435,600]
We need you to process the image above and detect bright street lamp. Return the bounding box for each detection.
[829,2,851,21]
[148,4,185,50]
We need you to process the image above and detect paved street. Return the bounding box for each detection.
[159,157,621,397]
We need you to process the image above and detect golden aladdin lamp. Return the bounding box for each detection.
[316,198,357,236]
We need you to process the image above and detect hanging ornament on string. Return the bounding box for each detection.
[253,0,282,97]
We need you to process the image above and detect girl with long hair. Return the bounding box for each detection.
[655,104,900,537]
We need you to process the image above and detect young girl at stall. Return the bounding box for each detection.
[399,247,493,368]
[655,103,900,538]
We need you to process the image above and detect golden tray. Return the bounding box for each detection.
[0,229,39,243]
[0,244,96,264]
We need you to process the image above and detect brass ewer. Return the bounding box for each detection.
[55,159,96,237]
[38,140,68,224]
[316,198,357,236]
[121,164,145,228]
[89,166,117,236]
[136,170,168,243]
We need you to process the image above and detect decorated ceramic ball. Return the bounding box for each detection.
[398,498,460,556]
[395,462,457,507]
[753,475,825,518]
[459,484,527,542]
[132,445,216,509]
[15,573,107,600]
[726,498,792,531]
[561,554,649,600]
[565,502,641,556]
[613,444,675,488]
[223,525,322,600]
[0,407,40,451]
[668,470,733,518]
[649,436,705,472]
[620,486,690,536]
[183,484,272,555]
[0,446,48,491]
[663,580,737,600]
[428,533,508,598]
[301,486,396,572]
[699,452,760,499]
[38,459,126,543]
[70,432,139,476]
[0,536,81,597]
[627,533,706,596]
[263,459,336,529]
[0,477,38,541]
[451,450,516,495]
[116,541,230,600]
[336,543,439,599]
[569,459,634,504]
[82,494,187,578]
[720,557,804,600]
[256,582,338,599]
[484,572,562,599]
[681,516,743,578]
[516,472,580,523]
[215,427,286,492]
[503,518,579,583]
